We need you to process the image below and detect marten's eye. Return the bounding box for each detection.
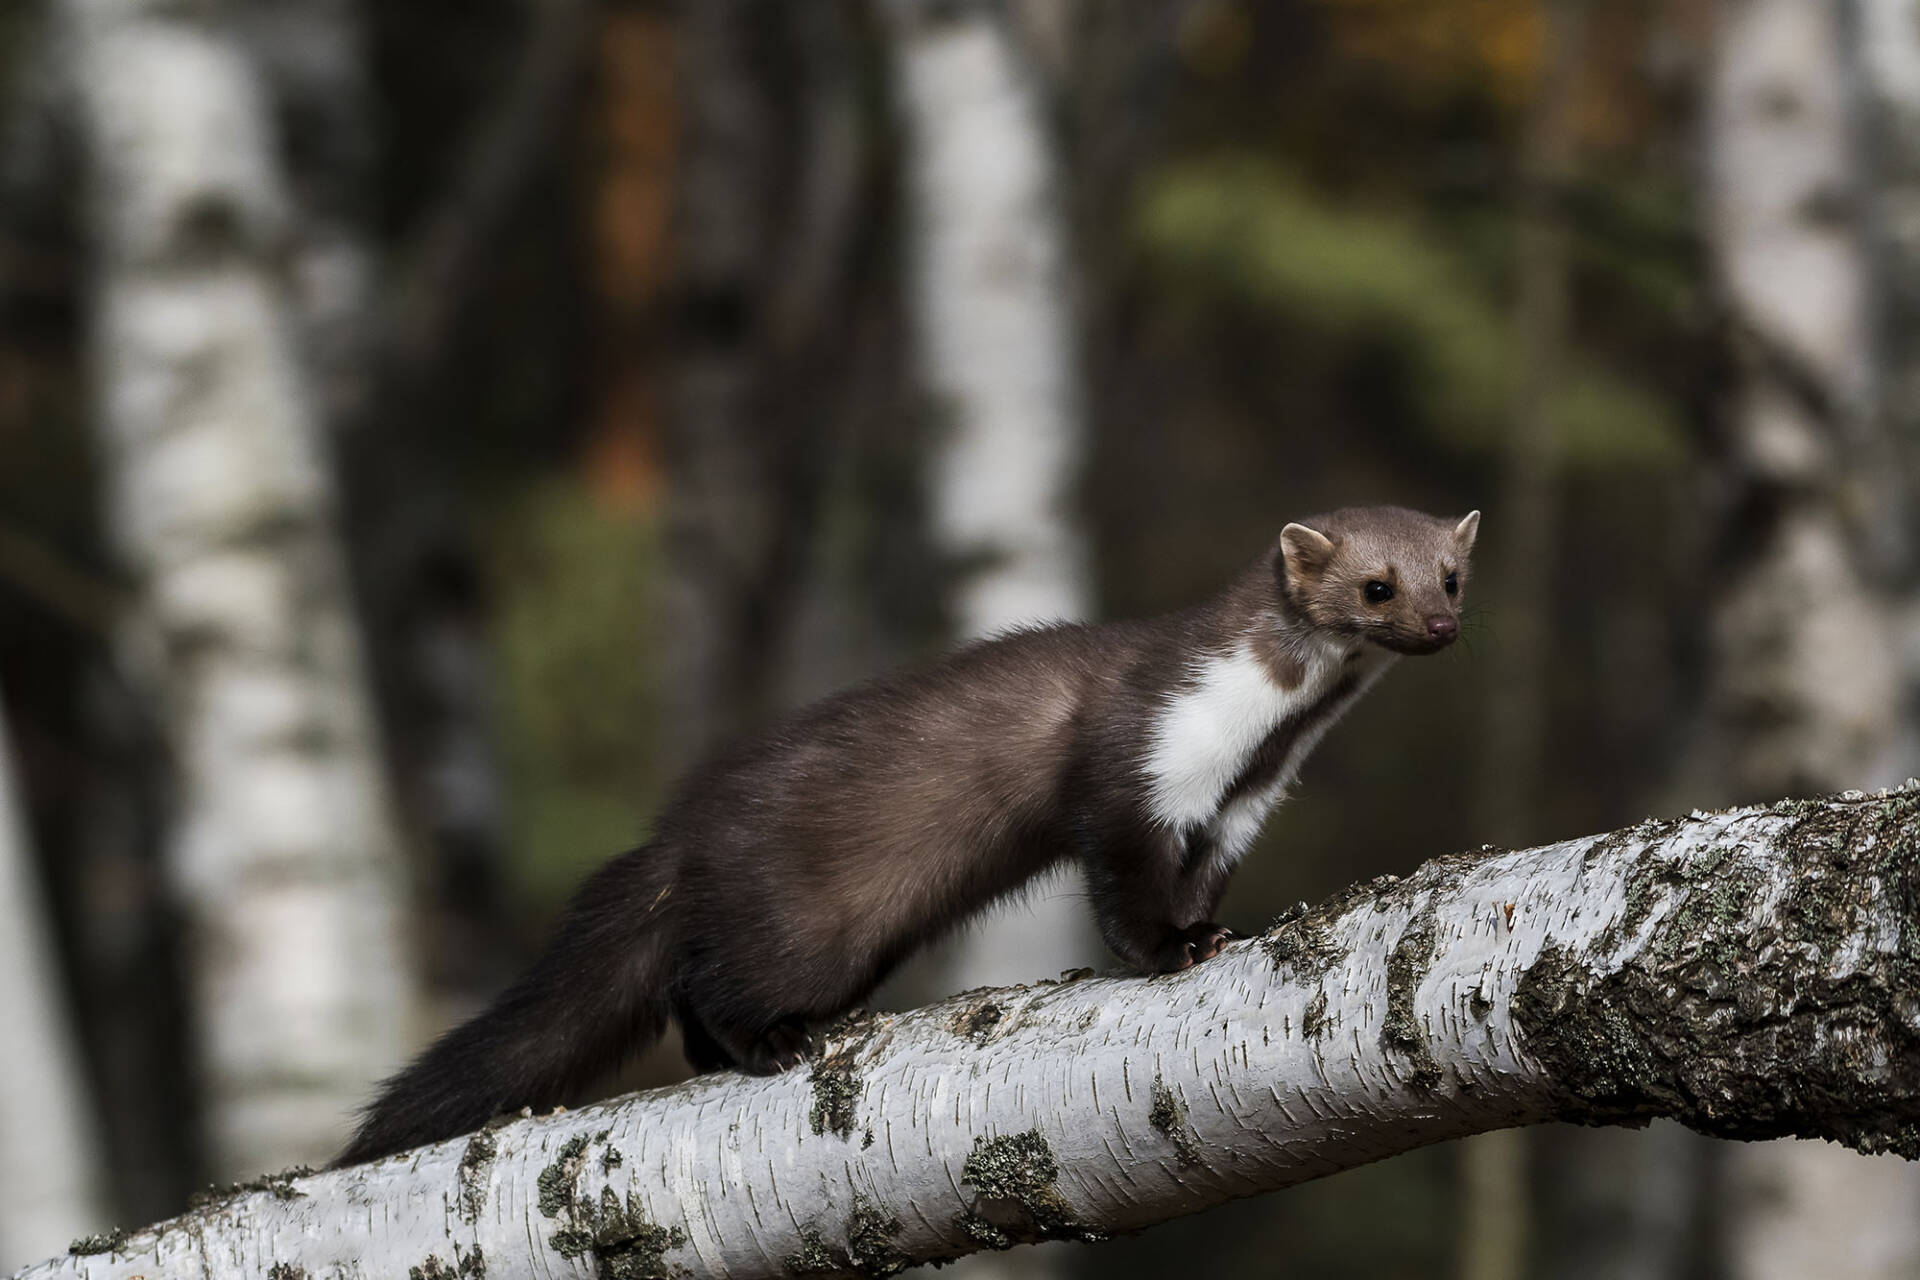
[1444,572,1459,596]
[1364,580,1394,604]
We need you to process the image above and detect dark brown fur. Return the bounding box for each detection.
[336,505,1478,1165]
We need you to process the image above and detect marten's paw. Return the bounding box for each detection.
[742,1019,814,1074]
[1154,922,1236,972]
[1188,921,1235,962]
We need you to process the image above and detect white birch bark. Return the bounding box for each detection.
[880,0,1096,996]
[59,0,417,1177]
[1703,3,1920,1272]
[0,704,107,1270]
[13,788,1920,1280]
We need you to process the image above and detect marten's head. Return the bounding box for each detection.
[1277,506,1480,655]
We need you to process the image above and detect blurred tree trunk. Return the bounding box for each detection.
[1701,1,1920,1275]
[0,700,105,1269]
[662,0,866,766]
[1461,4,1587,1277]
[584,2,677,515]
[882,0,1091,644]
[1052,0,1191,522]
[877,6,1096,1275]
[0,2,184,1229]
[246,0,551,1005]
[60,0,417,1176]
[1860,0,1920,762]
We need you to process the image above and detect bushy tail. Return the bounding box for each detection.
[335,844,676,1166]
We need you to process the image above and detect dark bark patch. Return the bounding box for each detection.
[1148,1074,1203,1168]
[1515,793,1920,1158]
[809,1014,881,1140]
[953,1211,1012,1251]
[409,1250,484,1280]
[67,1229,127,1257]
[950,1000,1004,1044]
[846,1198,909,1275]
[538,1129,685,1277]
[784,1197,907,1277]
[457,1130,496,1222]
[549,1185,687,1280]
[535,1134,590,1218]
[784,1228,839,1274]
[958,1130,1107,1246]
[1261,902,1339,978]
[188,1165,312,1210]
[809,1059,862,1139]
[1302,990,1331,1038]
[1382,902,1442,1088]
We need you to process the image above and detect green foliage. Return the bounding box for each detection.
[1137,158,1683,468]
[488,482,663,904]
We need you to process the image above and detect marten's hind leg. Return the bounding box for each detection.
[686,1001,819,1075]
[680,940,890,1075]
[743,1018,814,1074]
[675,1001,736,1074]
[679,861,927,1073]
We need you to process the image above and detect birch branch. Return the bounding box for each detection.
[16,787,1920,1280]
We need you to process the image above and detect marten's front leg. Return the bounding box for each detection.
[1175,829,1240,963]
[1083,820,1235,973]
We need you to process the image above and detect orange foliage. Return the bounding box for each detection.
[586,6,677,513]
[594,8,679,310]
[1309,0,1697,157]
[1314,0,1541,108]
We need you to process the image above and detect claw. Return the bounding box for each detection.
[1184,921,1234,963]
[744,1020,814,1074]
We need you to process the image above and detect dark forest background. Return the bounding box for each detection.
[4,0,1918,1276]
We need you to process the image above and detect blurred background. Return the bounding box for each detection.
[4,0,1920,1276]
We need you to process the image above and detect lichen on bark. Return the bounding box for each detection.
[456,1131,496,1223]
[1148,1075,1202,1168]
[1514,793,1920,1157]
[1382,902,1442,1088]
[957,1130,1106,1246]
[808,1061,862,1140]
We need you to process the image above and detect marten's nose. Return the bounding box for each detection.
[1426,615,1457,643]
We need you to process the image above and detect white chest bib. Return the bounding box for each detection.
[1143,637,1392,863]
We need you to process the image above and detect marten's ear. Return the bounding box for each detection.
[1453,510,1481,555]
[1279,523,1337,584]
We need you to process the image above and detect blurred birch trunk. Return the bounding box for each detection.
[1702,1,1920,1275]
[244,0,526,1003]
[0,703,106,1269]
[60,0,417,1176]
[879,5,1096,1274]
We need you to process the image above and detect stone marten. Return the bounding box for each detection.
[337,504,1480,1165]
